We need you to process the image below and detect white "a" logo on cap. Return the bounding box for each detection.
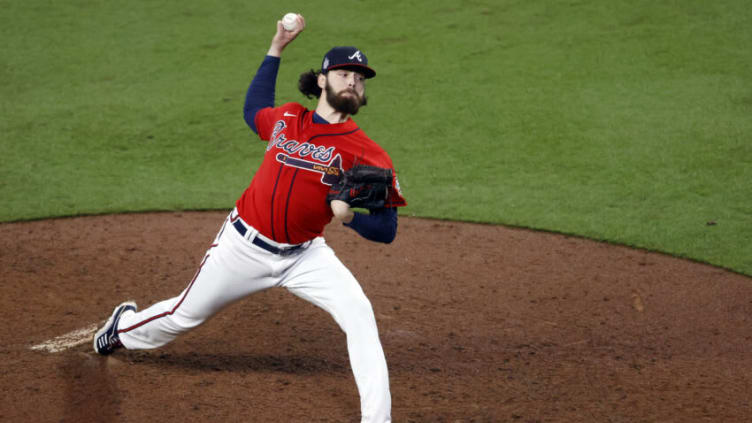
[348,51,363,62]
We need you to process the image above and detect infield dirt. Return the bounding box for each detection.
[1,211,750,422]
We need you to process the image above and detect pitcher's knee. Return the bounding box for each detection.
[338,296,379,333]
[167,309,208,333]
[354,294,375,316]
[347,293,375,319]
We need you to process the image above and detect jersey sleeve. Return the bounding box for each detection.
[253,107,276,140]
[386,171,407,207]
[254,103,306,141]
[385,169,407,207]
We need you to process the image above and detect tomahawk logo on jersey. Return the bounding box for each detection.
[267,119,344,185]
[236,102,406,245]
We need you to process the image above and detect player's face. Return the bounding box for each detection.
[324,69,367,115]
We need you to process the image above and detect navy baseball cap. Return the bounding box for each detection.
[321,46,376,79]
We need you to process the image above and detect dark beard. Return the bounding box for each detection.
[325,82,367,116]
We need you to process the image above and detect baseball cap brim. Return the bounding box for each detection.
[326,63,376,79]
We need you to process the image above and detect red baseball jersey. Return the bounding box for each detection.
[236,102,407,245]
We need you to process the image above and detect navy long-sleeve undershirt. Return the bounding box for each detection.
[344,207,398,243]
[244,56,280,133]
[243,55,398,244]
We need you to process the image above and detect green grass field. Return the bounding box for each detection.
[2,0,751,275]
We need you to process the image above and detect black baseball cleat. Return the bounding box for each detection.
[93,301,137,355]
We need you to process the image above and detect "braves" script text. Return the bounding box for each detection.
[268,120,334,162]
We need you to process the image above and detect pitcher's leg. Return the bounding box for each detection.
[117,253,218,349]
[342,292,391,423]
[283,241,391,423]
[117,217,276,350]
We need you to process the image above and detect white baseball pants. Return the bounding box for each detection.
[116,209,391,423]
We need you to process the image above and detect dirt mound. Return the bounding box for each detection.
[1,211,750,422]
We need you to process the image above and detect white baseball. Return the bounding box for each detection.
[282,13,298,31]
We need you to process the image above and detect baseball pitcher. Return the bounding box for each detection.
[93,14,406,423]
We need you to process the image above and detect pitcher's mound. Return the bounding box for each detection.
[1,211,750,421]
